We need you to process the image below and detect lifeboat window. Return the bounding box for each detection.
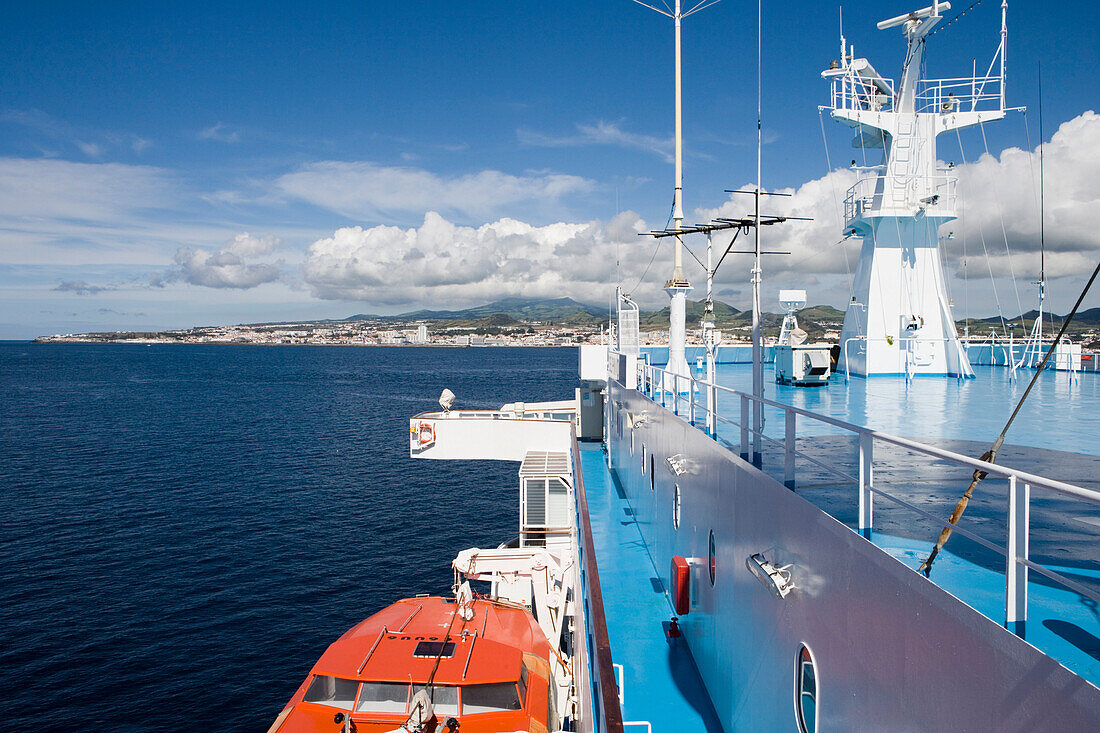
[303,675,358,710]
[413,640,456,658]
[795,645,818,733]
[412,684,459,716]
[461,682,523,714]
[356,682,409,714]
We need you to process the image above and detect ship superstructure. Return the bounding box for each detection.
[823,1,1014,377]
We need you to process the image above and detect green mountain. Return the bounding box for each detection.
[392,297,605,323]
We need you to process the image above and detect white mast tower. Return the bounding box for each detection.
[634,0,719,387]
[822,1,1012,377]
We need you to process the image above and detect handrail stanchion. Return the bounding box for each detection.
[673,372,679,416]
[858,433,874,539]
[707,382,717,438]
[688,374,696,425]
[740,395,750,460]
[784,410,796,488]
[1006,476,1029,636]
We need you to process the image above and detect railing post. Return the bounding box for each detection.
[1006,476,1029,637]
[672,373,679,415]
[784,410,796,488]
[688,374,696,425]
[858,433,873,539]
[707,383,717,437]
[740,395,749,460]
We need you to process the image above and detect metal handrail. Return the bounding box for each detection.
[640,361,1099,502]
[570,432,625,732]
[631,358,1100,631]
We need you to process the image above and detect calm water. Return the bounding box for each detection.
[0,343,576,732]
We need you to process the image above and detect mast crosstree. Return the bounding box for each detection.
[822,1,1016,377]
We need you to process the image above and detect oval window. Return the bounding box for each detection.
[795,645,817,733]
[708,530,716,585]
[673,485,681,529]
[650,455,655,491]
[641,444,647,474]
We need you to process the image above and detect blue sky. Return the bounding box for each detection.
[1,0,1096,338]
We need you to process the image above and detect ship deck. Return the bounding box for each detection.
[635,358,1100,689]
[579,443,724,731]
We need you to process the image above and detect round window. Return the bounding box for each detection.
[708,530,716,585]
[649,454,655,491]
[673,485,681,529]
[795,645,817,733]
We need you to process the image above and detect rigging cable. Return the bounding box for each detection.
[955,126,1009,337]
[919,258,1100,576]
[978,118,1027,324]
[818,109,855,289]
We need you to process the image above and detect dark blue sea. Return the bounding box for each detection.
[0,343,577,732]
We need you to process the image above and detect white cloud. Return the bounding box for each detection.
[694,111,1100,304]
[198,123,241,143]
[76,141,103,158]
[167,247,282,289]
[53,280,115,295]
[302,210,650,305]
[519,121,674,163]
[275,161,593,222]
[224,232,282,257]
[0,158,172,222]
[153,232,285,290]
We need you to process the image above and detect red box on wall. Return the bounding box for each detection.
[671,556,690,615]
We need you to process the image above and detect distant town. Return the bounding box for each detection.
[34,296,1100,350]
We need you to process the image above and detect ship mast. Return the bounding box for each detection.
[821,1,1014,377]
[633,0,719,388]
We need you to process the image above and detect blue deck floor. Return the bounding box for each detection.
[579,443,724,732]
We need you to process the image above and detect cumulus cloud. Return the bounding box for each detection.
[949,110,1099,279]
[53,280,115,295]
[697,111,1100,290]
[275,161,593,221]
[223,232,281,257]
[152,232,284,289]
[302,210,649,305]
[295,112,1098,314]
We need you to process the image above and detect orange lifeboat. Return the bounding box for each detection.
[269,596,557,733]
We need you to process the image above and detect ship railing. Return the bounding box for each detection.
[570,432,625,733]
[916,75,1004,114]
[843,173,957,226]
[826,69,895,114]
[633,359,1100,636]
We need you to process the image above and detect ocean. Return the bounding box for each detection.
[0,342,577,732]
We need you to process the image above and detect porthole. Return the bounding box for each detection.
[708,530,716,585]
[795,645,818,733]
[673,485,681,529]
[641,444,647,473]
[630,426,635,455]
[649,455,655,491]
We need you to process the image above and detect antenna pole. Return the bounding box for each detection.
[674,0,684,266]
[1001,0,1008,110]
[633,0,721,388]
[1038,60,1045,355]
[750,0,764,461]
